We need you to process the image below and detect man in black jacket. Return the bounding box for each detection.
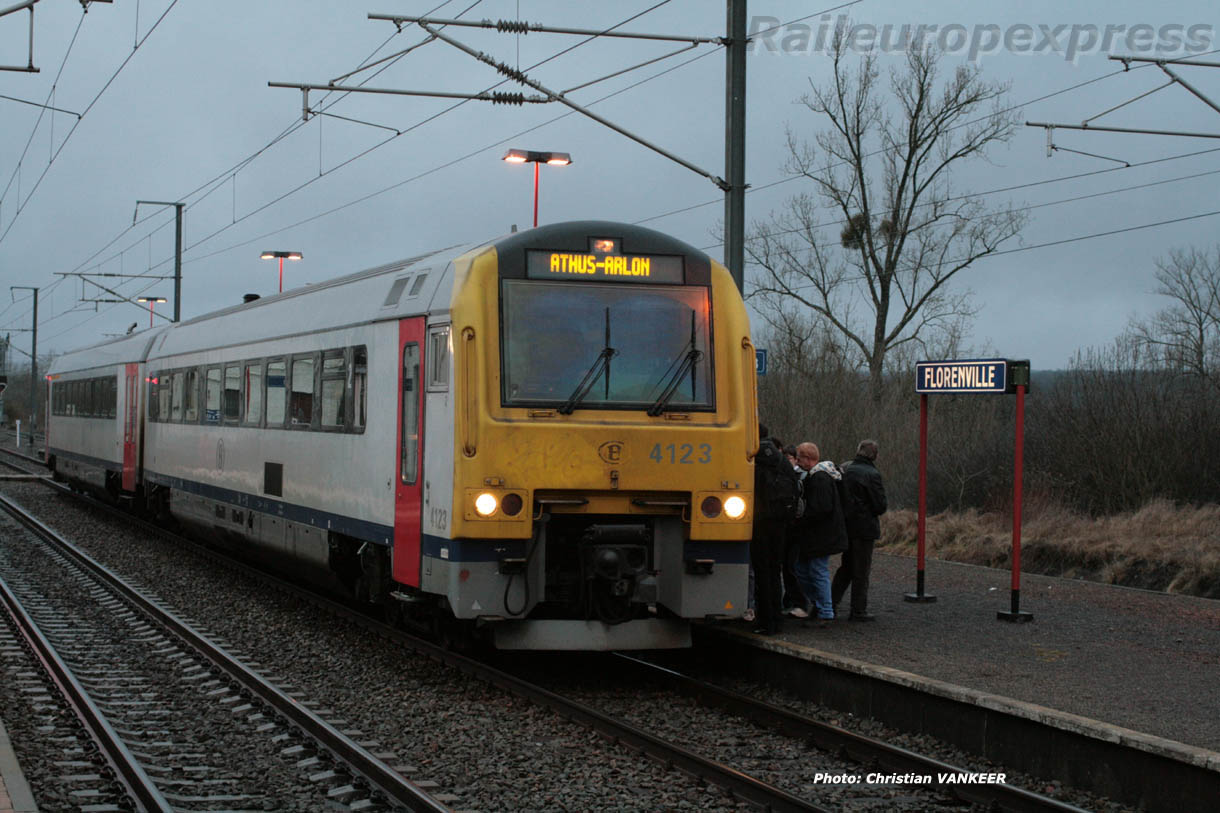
[793,442,848,627]
[832,439,888,621]
[750,425,790,635]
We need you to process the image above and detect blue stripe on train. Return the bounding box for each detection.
[49,447,121,473]
[145,469,395,546]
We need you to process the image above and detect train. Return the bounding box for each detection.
[45,221,759,650]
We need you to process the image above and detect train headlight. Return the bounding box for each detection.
[475,492,499,517]
[723,496,747,519]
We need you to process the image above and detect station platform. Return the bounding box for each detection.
[0,716,37,813]
[730,552,1220,752]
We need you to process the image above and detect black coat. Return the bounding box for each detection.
[797,469,848,558]
[842,455,887,540]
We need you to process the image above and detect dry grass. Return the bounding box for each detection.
[877,499,1220,599]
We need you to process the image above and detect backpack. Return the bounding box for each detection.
[754,439,803,521]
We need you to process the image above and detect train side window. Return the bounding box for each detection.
[244,362,264,426]
[158,375,171,423]
[107,378,117,419]
[352,346,367,432]
[401,343,420,484]
[266,360,286,427]
[409,274,428,296]
[205,367,222,423]
[290,356,315,428]
[320,351,346,429]
[223,366,241,423]
[184,369,200,423]
[427,325,450,391]
[170,372,184,422]
[147,375,159,422]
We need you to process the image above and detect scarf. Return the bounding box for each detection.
[812,460,842,480]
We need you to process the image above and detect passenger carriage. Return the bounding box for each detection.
[47,221,759,650]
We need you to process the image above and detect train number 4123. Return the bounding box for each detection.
[649,443,711,464]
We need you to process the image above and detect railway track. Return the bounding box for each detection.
[3,481,815,811]
[521,652,1093,813]
[0,492,450,812]
[0,473,1123,811]
[4,468,1137,810]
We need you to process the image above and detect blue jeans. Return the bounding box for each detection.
[795,555,835,619]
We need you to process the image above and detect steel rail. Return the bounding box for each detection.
[0,491,451,813]
[611,653,1093,813]
[0,574,173,812]
[22,481,821,812]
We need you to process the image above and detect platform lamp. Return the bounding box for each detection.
[260,251,303,293]
[502,149,572,228]
[136,296,167,328]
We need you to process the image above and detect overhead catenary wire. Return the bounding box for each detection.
[33,0,833,329]
[54,0,482,288]
[23,0,679,336]
[634,48,1220,227]
[0,0,183,247]
[700,147,1220,249]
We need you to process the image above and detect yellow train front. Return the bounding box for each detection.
[431,221,757,650]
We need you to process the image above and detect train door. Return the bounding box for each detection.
[392,317,426,586]
[122,363,138,491]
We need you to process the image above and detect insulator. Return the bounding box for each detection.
[496,19,530,34]
[494,61,529,83]
[490,92,526,106]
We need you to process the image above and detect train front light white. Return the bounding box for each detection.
[723,495,747,519]
[474,492,499,517]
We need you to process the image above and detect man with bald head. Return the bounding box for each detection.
[793,442,847,625]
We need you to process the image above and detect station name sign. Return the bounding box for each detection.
[916,359,1008,394]
[526,248,684,284]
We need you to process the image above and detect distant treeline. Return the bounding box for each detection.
[759,338,1220,516]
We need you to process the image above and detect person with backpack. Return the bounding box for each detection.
[781,443,811,619]
[750,424,802,635]
[793,442,848,627]
[832,439,888,621]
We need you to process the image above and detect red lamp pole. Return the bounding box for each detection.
[503,150,571,229]
[260,251,303,293]
[533,161,540,229]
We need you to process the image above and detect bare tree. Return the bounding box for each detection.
[747,32,1027,400]
[1129,245,1220,390]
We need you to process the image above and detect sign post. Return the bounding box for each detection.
[906,392,936,603]
[997,361,1033,622]
[913,359,1032,620]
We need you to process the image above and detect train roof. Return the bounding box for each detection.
[47,327,171,378]
[47,221,719,374]
[148,241,481,360]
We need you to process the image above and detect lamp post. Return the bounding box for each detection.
[502,149,571,228]
[136,296,167,327]
[259,251,303,293]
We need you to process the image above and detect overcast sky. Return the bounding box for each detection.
[1,0,1217,370]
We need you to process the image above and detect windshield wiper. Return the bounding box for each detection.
[647,309,702,416]
[558,307,616,415]
[647,349,703,416]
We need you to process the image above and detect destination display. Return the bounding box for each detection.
[916,359,1008,394]
[526,248,684,284]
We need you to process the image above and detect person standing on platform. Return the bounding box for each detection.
[793,442,847,627]
[781,443,810,619]
[750,424,800,635]
[833,439,887,621]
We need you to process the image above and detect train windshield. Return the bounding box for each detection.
[501,280,713,411]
